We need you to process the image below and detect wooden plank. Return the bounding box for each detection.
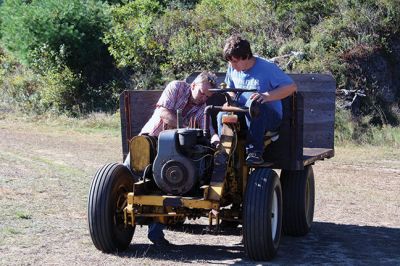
[129,91,162,136]
[120,92,128,160]
[120,91,162,159]
[303,130,334,149]
[299,78,336,151]
[303,148,334,166]
[303,111,335,123]
[291,74,336,93]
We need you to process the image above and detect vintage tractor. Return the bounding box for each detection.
[87,73,336,261]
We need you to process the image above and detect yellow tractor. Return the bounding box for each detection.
[87,73,336,261]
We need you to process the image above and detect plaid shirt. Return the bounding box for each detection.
[140,81,206,136]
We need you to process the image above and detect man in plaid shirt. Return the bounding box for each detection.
[125,71,219,246]
[140,71,219,139]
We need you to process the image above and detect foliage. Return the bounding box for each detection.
[104,0,166,88]
[272,0,337,41]
[0,0,113,85]
[162,29,225,80]
[1,44,119,115]
[335,108,354,144]
[159,0,200,9]
[0,0,120,114]
[1,0,400,130]
[335,108,400,147]
[0,48,44,114]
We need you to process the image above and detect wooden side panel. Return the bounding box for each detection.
[294,74,336,150]
[120,92,128,160]
[120,90,162,160]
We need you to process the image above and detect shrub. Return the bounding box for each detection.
[104,0,166,89]
[335,108,354,144]
[274,0,337,41]
[162,29,225,80]
[160,0,200,9]
[40,67,121,115]
[0,0,113,86]
[335,108,400,147]
[0,0,122,114]
[40,68,86,115]
[0,47,44,114]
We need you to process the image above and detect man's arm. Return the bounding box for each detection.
[209,122,220,146]
[250,83,297,104]
[159,107,180,128]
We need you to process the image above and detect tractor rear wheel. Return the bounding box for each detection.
[88,163,137,253]
[243,168,282,261]
[280,165,315,236]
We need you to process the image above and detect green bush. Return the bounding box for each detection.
[274,0,336,40]
[0,48,44,114]
[0,0,120,114]
[335,108,400,147]
[1,44,119,115]
[160,0,200,9]
[104,0,166,89]
[40,68,86,115]
[40,67,121,115]
[162,29,225,80]
[0,0,112,85]
[335,108,354,144]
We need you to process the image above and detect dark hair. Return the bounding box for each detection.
[223,35,253,61]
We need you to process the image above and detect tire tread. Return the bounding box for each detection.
[281,165,315,236]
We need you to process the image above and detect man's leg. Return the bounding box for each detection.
[148,222,170,246]
[245,101,281,164]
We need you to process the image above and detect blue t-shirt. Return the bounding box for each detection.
[225,56,294,117]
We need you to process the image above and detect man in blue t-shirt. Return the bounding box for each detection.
[220,34,297,164]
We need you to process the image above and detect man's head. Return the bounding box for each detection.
[223,35,254,72]
[223,34,253,61]
[190,71,217,105]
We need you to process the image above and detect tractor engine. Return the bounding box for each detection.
[152,128,214,195]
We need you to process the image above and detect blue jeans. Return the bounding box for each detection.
[217,94,282,154]
[148,222,165,242]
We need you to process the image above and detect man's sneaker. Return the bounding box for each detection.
[150,237,171,247]
[246,152,264,165]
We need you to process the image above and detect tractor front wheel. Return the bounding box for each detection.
[243,168,282,261]
[88,163,136,253]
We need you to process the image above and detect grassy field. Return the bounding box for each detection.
[0,114,399,265]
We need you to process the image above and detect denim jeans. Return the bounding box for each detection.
[217,93,282,154]
[148,222,166,242]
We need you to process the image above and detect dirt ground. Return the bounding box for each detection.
[0,117,399,265]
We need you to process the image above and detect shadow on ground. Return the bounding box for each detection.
[118,222,400,264]
[167,223,243,236]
